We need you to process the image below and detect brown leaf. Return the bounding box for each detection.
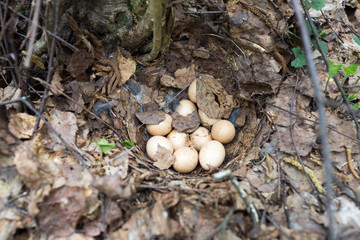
[66,50,94,81]
[135,111,166,125]
[117,48,136,85]
[160,65,196,89]
[153,145,175,170]
[110,198,180,239]
[8,113,37,139]
[196,74,237,119]
[13,133,44,187]
[278,125,317,156]
[37,186,86,237]
[92,175,135,199]
[47,109,78,151]
[171,111,200,133]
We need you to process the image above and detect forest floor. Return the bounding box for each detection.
[1,0,360,239]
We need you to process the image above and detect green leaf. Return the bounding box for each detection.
[121,140,135,149]
[94,139,115,154]
[318,30,328,38]
[305,0,325,11]
[353,36,360,46]
[312,40,328,54]
[352,102,359,111]
[344,64,358,75]
[328,61,342,78]
[291,47,306,68]
[348,94,356,101]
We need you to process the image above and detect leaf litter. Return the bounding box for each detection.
[1,0,360,239]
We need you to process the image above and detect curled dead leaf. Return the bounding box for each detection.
[196,74,237,119]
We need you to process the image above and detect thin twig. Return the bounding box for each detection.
[24,0,41,68]
[291,1,335,239]
[213,170,259,229]
[289,70,317,192]
[196,207,234,240]
[34,0,61,130]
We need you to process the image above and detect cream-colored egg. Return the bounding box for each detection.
[188,80,197,103]
[176,99,197,116]
[173,147,198,173]
[211,120,235,144]
[198,109,220,128]
[146,136,174,160]
[167,129,189,150]
[199,140,225,170]
[146,113,172,136]
[190,127,212,150]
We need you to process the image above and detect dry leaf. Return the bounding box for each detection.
[135,111,166,125]
[48,109,78,151]
[37,186,86,237]
[196,74,237,119]
[8,113,37,139]
[278,125,317,156]
[67,50,94,81]
[92,175,134,199]
[171,111,200,133]
[153,145,175,170]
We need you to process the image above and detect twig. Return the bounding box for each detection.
[32,77,123,137]
[24,0,41,68]
[320,9,344,44]
[34,0,61,130]
[213,170,259,229]
[289,71,317,192]
[158,82,191,110]
[291,1,336,239]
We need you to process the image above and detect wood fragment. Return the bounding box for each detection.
[346,147,360,179]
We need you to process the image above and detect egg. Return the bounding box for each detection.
[173,147,199,173]
[188,80,197,103]
[167,129,190,150]
[199,140,225,170]
[176,99,197,116]
[211,120,235,144]
[190,127,212,150]
[198,109,220,128]
[146,136,174,160]
[146,113,172,136]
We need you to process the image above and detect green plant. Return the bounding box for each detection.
[325,61,359,111]
[121,140,135,149]
[94,139,115,154]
